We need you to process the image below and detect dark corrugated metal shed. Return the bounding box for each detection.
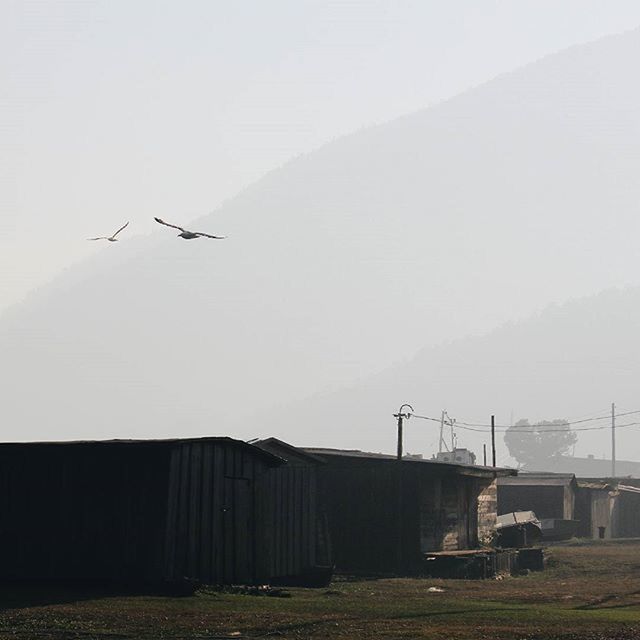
[0,437,282,585]
[304,448,514,575]
[162,438,283,585]
[253,438,332,585]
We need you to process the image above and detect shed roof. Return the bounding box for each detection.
[252,437,326,464]
[304,447,515,478]
[577,480,613,491]
[617,484,640,494]
[0,437,284,466]
[499,472,576,487]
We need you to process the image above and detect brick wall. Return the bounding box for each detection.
[477,478,498,544]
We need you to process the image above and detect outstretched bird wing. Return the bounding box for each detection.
[87,236,108,241]
[112,221,129,238]
[195,232,226,239]
[154,217,186,233]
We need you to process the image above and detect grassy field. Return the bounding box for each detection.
[1,541,640,639]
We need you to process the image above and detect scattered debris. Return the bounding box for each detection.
[199,584,292,598]
[422,547,544,579]
[495,511,542,548]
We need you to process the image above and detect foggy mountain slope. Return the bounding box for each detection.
[3,28,640,440]
[265,287,640,461]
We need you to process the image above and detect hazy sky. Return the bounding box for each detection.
[4,0,640,314]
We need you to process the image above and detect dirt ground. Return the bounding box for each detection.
[0,541,639,639]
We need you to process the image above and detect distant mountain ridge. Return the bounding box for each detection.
[3,29,640,444]
[261,287,640,462]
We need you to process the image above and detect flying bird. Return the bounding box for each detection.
[154,217,226,240]
[87,222,129,242]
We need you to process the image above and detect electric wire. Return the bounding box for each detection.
[410,413,640,434]
[453,409,640,429]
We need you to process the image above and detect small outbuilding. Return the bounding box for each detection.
[304,448,515,574]
[497,473,579,540]
[575,481,616,539]
[611,483,640,538]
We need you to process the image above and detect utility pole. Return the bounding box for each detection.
[439,411,455,453]
[439,410,454,453]
[491,415,496,468]
[612,402,616,478]
[483,444,487,467]
[394,404,414,460]
[393,403,413,574]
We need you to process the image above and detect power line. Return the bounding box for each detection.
[410,413,640,434]
[454,409,640,429]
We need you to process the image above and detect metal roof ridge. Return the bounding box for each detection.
[0,436,285,465]
[303,447,516,475]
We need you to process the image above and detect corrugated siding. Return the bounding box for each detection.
[441,481,460,551]
[0,444,170,582]
[419,477,442,552]
[574,487,592,537]
[264,465,318,579]
[613,491,640,538]
[164,441,271,585]
[319,460,494,573]
[318,463,422,574]
[421,476,480,552]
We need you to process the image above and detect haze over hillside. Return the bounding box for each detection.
[264,287,640,463]
[3,29,640,445]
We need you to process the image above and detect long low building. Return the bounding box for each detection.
[0,437,518,584]
[304,448,515,574]
[0,437,330,586]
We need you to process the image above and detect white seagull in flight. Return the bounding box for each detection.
[87,222,129,242]
[154,217,226,240]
